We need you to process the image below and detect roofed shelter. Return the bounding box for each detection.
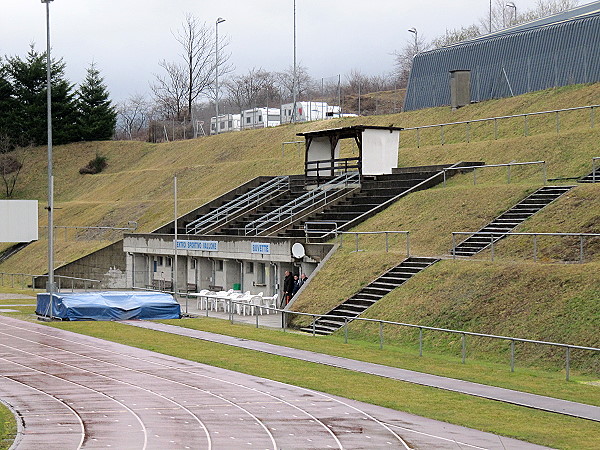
[297,125,403,182]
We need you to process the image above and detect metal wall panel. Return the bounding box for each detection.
[404,13,600,110]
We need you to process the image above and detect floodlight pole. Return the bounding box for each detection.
[292,0,297,123]
[42,0,56,299]
[215,17,225,135]
[173,175,179,307]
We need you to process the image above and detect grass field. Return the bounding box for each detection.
[0,400,16,450]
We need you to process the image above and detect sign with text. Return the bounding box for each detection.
[251,242,271,254]
[175,240,218,251]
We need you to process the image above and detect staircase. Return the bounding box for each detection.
[452,185,574,257]
[300,257,438,335]
[578,167,600,183]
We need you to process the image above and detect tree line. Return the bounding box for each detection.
[0,45,116,149]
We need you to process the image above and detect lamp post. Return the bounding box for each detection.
[42,0,55,300]
[489,0,493,33]
[408,27,418,53]
[215,17,225,135]
[506,2,517,26]
[292,0,297,123]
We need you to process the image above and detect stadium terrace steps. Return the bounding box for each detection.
[299,257,438,336]
[451,185,575,257]
[578,168,600,183]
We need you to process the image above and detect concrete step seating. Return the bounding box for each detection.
[300,257,438,335]
[452,185,574,257]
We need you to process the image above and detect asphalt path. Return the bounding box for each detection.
[0,315,548,449]
[125,320,600,422]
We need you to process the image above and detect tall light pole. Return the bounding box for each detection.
[42,0,55,299]
[292,0,297,123]
[215,17,225,135]
[408,27,418,53]
[506,2,517,26]
[489,0,493,33]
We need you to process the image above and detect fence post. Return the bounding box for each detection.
[533,234,538,262]
[416,128,420,148]
[344,317,348,344]
[579,235,584,263]
[355,233,359,252]
[283,311,287,332]
[440,125,445,146]
[466,122,470,143]
[524,115,529,136]
[461,333,467,364]
[494,118,498,139]
[452,233,456,260]
[510,340,515,372]
[490,234,495,261]
[565,346,571,381]
[406,232,411,257]
[507,164,511,184]
[543,161,547,185]
[385,232,389,252]
[443,169,447,187]
[419,327,423,356]
[312,315,316,336]
[256,308,259,328]
[590,106,595,129]
[379,321,383,350]
[556,111,560,134]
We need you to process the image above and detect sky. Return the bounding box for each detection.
[1,0,542,103]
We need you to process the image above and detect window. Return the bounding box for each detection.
[228,120,233,128]
[258,115,262,122]
[246,262,254,274]
[219,121,225,129]
[191,259,197,270]
[246,117,251,124]
[216,260,224,272]
[211,123,215,131]
[166,257,172,267]
[157,256,164,266]
[257,263,266,285]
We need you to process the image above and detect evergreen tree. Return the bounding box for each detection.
[0,59,16,141]
[4,45,77,146]
[77,63,116,141]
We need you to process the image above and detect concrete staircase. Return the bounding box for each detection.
[300,257,438,335]
[578,168,600,183]
[451,185,574,257]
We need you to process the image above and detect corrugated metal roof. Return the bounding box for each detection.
[404,6,600,110]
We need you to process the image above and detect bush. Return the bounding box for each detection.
[80,153,107,174]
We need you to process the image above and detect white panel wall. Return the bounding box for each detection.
[306,136,340,176]
[0,200,38,243]
[361,129,400,175]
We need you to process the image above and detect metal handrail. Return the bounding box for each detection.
[442,160,547,186]
[401,104,600,147]
[186,176,289,235]
[190,296,599,381]
[592,157,600,183]
[244,171,360,236]
[0,272,101,291]
[451,231,600,262]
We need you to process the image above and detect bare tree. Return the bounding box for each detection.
[393,34,429,89]
[275,65,315,103]
[479,0,579,32]
[0,136,26,198]
[117,94,153,140]
[431,25,482,48]
[224,68,277,111]
[151,13,232,122]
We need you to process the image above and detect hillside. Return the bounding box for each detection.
[1,83,599,374]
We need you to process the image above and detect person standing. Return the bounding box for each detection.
[282,270,294,306]
[291,274,300,297]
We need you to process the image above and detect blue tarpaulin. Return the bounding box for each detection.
[36,291,181,321]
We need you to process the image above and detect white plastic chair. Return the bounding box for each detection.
[235,292,253,315]
[195,289,211,310]
[261,294,278,314]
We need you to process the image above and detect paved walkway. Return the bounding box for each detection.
[125,320,600,423]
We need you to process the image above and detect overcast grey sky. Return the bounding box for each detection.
[1,0,541,102]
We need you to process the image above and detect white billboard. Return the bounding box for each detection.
[0,200,39,243]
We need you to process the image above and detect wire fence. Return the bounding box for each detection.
[400,104,600,148]
[0,272,101,291]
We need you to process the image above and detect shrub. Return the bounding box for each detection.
[80,153,107,174]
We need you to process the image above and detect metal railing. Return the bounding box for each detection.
[244,171,360,236]
[592,157,600,183]
[187,296,598,381]
[305,157,361,185]
[0,272,101,291]
[442,161,547,186]
[303,224,411,254]
[40,222,138,240]
[451,231,600,263]
[185,176,290,235]
[401,104,600,148]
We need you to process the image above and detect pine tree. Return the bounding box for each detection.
[4,45,77,146]
[77,63,116,141]
[0,59,16,141]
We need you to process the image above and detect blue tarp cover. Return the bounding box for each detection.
[36,291,181,321]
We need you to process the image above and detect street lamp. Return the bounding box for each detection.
[41,0,55,300]
[292,0,297,123]
[506,2,517,26]
[408,27,418,53]
[215,17,225,135]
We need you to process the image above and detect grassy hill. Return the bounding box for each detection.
[1,83,599,373]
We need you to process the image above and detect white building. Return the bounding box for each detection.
[210,114,241,135]
[241,107,281,130]
[280,102,342,123]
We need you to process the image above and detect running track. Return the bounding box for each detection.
[0,316,547,449]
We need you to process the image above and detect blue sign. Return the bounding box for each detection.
[251,242,271,254]
[175,240,218,251]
